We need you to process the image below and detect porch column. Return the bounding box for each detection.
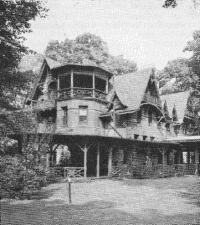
[93,71,95,98]
[159,147,167,178]
[195,149,199,176]
[83,146,88,178]
[106,76,109,93]
[71,69,73,97]
[46,153,50,169]
[108,146,113,176]
[187,151,190,164]
[57,76,60,98]
[96,144,100,178]
[76,143,91,178]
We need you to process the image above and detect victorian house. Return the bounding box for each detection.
[20,58,200,178]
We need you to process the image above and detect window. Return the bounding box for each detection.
[148,110,153,124]
[62,106,68,126]
[150,137,155,142]
[134,134,139,140]
[174,125,180,136]
[59,75,71,90]
[165,123,170,132]
[95,77,106,92]
[137,110,141,124]
[74,74,92,88]
[143,135,147,141]
[79,106,88,124]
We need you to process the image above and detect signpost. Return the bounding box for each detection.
[67,175,72,204]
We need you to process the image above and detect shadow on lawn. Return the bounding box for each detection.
[2,198,200,225]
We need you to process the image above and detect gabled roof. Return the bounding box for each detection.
[112,68,156,111]
[160,91,191,123]
[26,58,61,104]
[45,57,61,69]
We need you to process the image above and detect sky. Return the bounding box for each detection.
[24,0,200,70]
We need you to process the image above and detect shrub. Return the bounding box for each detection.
[0,155,47,199]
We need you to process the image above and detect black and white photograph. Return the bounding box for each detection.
[1,0,200,224]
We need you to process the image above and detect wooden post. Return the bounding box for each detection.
[108,146,113,176]
[71,69,73,97]
[195,149,199,176]
[83,146,88,178]
[57,76,60,98]
[93,71,95,98]
[187,151,190,164]
[76,143,91,178]
[159,147,166,178]
[96,144,100,178]
[106,76,109,93]
[46,153,50,169]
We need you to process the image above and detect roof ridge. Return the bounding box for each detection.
[160,90,190,96]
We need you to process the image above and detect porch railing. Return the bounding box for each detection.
[48,167,84,180]
[109,164,199,178]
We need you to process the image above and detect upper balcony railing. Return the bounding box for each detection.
[57,87,107,102]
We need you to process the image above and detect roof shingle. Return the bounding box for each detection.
[113,68,155,111]
[160,91,190,123]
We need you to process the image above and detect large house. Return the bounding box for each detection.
[21,58,200,178]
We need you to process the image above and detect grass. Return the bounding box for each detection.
[1,176,200,225]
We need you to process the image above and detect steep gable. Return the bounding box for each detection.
[160,91,191,123]
[112,68,159,112]
[142,75,162,108]
[26,58,61,104]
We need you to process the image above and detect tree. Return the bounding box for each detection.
[45,33,137,75]
[0,0,48,110]
[163,0,200,8]
[0,109,54,199]
[184,30,200,78]
[157,58,198,94]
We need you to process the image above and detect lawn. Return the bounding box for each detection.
[1,176,200,225]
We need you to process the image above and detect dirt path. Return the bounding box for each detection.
[2,176,200,225]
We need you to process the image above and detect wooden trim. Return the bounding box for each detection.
[96,144,100,178]
[108,147,113,176]
[71,69,73,97]
[93,71,95,98]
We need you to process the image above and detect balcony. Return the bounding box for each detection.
[57,87,107,102]
[143,93,161,106]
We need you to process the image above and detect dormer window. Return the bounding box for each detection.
[165,123,170,132]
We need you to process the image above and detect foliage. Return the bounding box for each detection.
[156,58,198,94]
[184,30,200,79]
[45,33,137,75]
[0,155,46,199]
[163,0,200,8]
[0,109,54,199]
[0,0,48,110]
[163,0,177,8]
